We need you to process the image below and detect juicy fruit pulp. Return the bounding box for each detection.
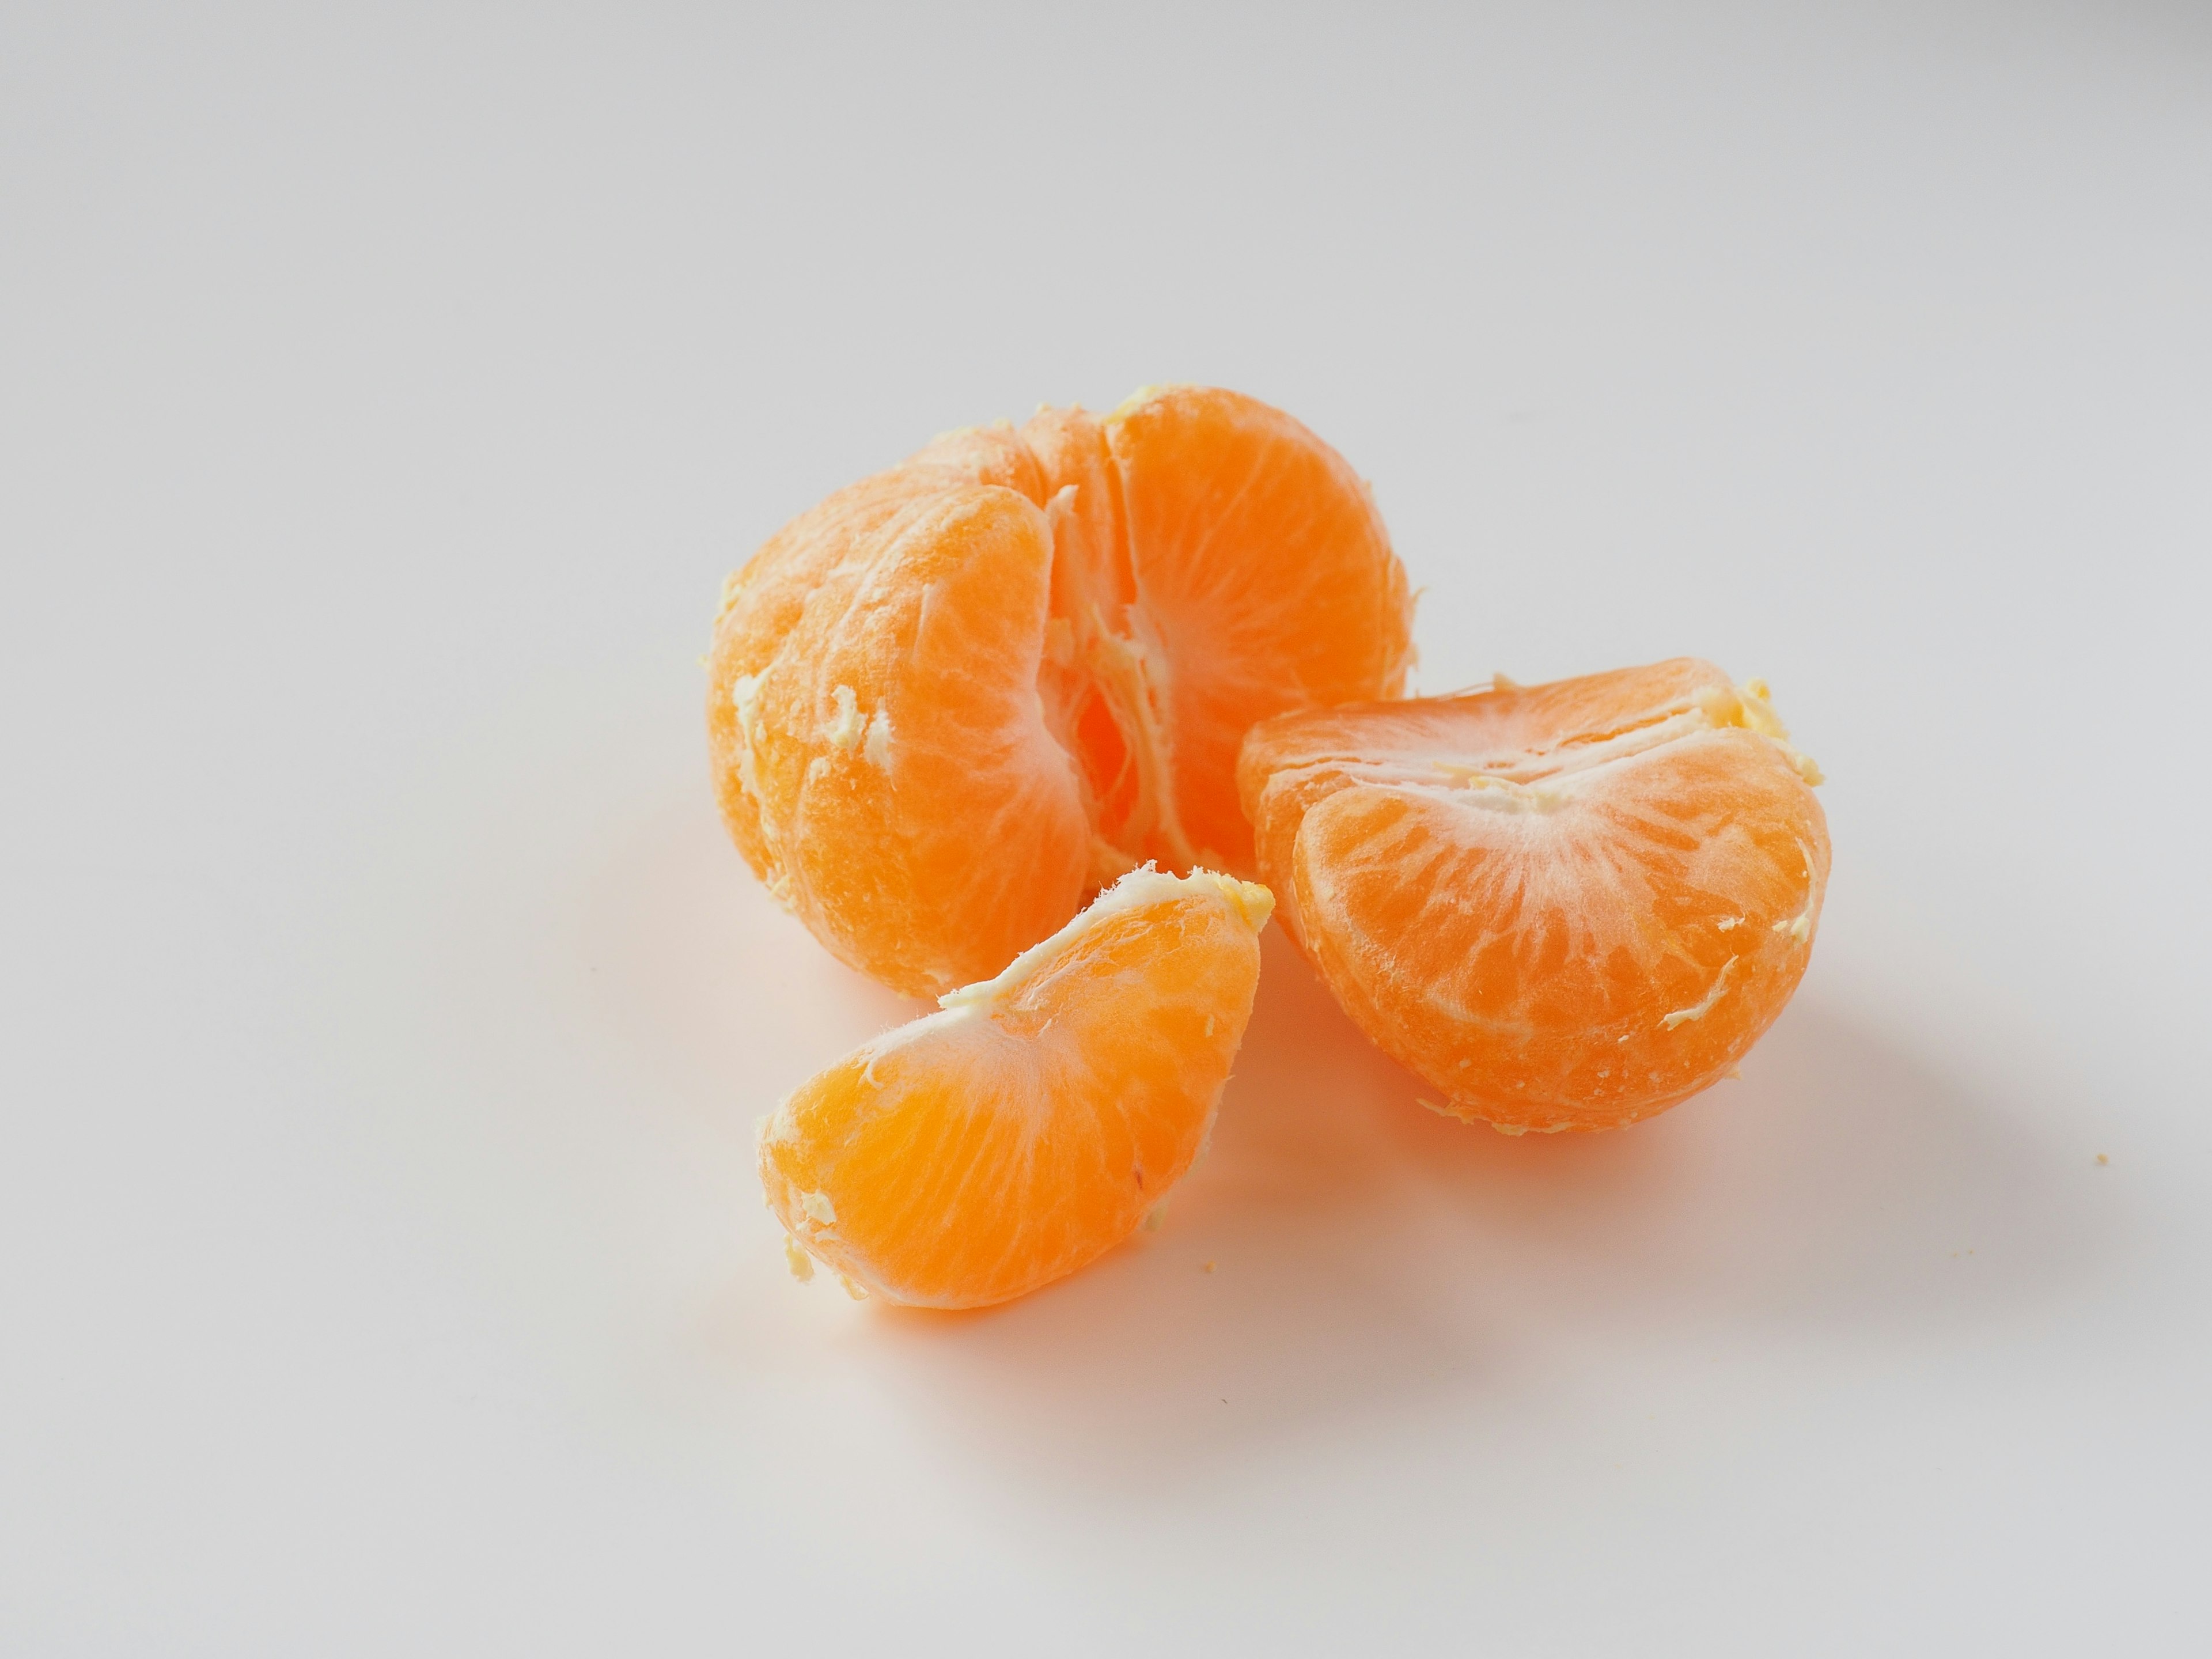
[707,386,1413,998]
[1238,659,1830,1133]
[757,868,1274,1309]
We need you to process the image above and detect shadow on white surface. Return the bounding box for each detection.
[585,790,2114,1499]
[814,928,2111,1494]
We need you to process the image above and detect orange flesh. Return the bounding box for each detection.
[757,869,1274,1309]
[707,386,1412,997]
[1238,660,1830,1132]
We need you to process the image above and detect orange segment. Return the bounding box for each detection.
[709,472,1089,997]
[757,869,1275,1309]
[708,385,1412,997]
[1238,660,1829,1132]
[1098,388,1413,870]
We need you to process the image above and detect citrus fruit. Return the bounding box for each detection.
[757,868,1274,1309]
[707,385,1412,997]
[1237,658,1829,1133]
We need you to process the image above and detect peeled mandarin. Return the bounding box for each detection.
[708,385,1412,997]
[758,868,1274,1309]
[1237,658,1830,1133]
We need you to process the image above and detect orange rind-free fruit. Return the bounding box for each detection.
[707,385,1412,998]
[1238,658,1829,1134]
[758,868,1274,1309]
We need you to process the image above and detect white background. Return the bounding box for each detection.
[6,3,2209,1653]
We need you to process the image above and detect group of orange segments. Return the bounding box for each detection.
[708,385,1831,1310]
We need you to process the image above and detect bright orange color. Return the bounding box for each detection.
[707,385,1412,998]
[757,868,1274,1309]
[1238,659,1830,1133]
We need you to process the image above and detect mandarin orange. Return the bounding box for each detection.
[707,385,1412,997]
[758,868,1274,1309]
[1238,659,1829,1132]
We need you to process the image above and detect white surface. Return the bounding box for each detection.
[6,3,2210,1653]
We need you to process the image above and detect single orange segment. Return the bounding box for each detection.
[758,868,1274,1309]
[1238,659,1830,1133]
[708,385,1411,997]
